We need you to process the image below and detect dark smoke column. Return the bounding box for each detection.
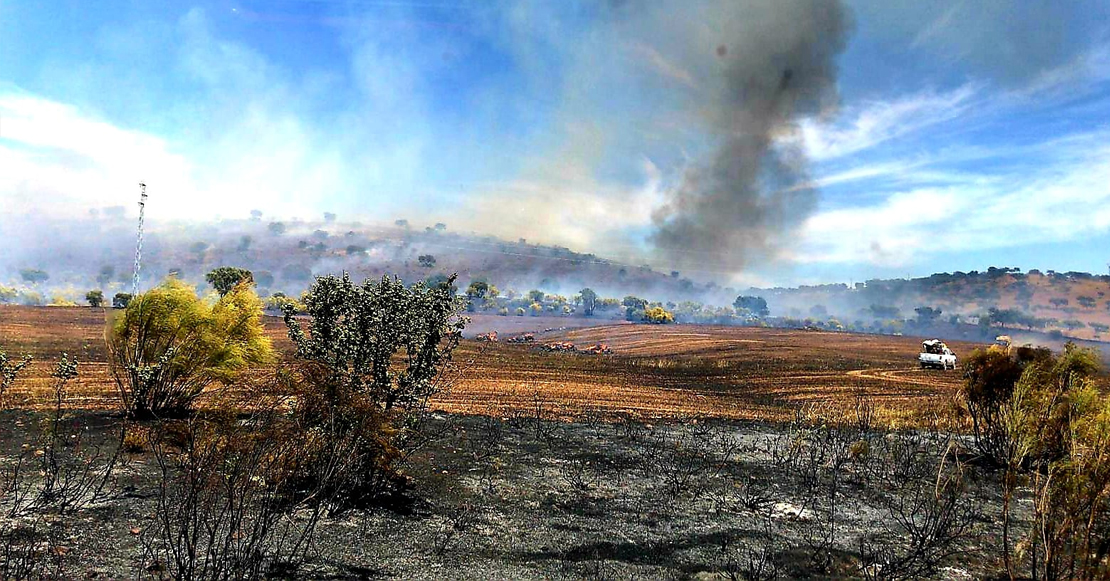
[650,0,851,271]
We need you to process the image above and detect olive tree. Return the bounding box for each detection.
[107,278,273,418]
[284,273,465,415]
[112,292,132,309]
[733,295,769,318]
[205,267,254,297]
[281,273,465,507]
[579,287,597,316]
[85,290,104,308]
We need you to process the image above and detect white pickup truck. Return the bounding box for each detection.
[919,339,957,370]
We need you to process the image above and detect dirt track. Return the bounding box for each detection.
[0,306,982,424]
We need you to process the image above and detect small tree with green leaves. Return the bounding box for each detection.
[205,267,255,297]
[579,288,597,316]
[112,292,132,309]
[281,273,466,508]
[107,278,273,418]
[465,280,490,312]
[85,290,104,308]
[733,295,769,318]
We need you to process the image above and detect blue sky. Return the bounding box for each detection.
[1,0,1109,287]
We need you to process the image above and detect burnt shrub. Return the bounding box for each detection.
[959,344,1051,464]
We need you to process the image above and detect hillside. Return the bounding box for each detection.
[3,216,1109,344]
[755,268,1110,342]
[0,215,713,304]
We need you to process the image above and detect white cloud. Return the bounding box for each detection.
[0,91,194,216]
[799,84,978,161]
[797,134,1110,266]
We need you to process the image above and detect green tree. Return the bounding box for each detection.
[112,293,132,309]
[418,254,436,268]
[107,278,273,418]
[268,221,286,235]
[733,295,769,317]
[579,288,598,316]
[1062,319,1086,331]
[425,273,458,294]
[190,241,209,260]
[281,273,465,508]
[281,264,312,281]
[205,267,255,297]
[527,289,546,304]
[85,290,104,308]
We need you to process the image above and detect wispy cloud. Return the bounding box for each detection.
[797,131,1110,266]
[799,84,978,161]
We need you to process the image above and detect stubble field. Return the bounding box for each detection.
[0,306,978,426]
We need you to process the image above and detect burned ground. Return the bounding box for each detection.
[0,305,1022,578]
[0,409,1015,579]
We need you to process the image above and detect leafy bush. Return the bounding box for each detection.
[642,306,675,324]
[964,342,1108,579]
[107,278,273,418]
[281,273,465,509]
[990,344,1108,579]
[959,344,1052,464]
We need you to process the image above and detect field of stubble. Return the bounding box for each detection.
[0,306,977,426]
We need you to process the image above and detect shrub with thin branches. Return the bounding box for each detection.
[107,278,273,418]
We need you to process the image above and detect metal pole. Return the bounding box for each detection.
[131,182,147,298]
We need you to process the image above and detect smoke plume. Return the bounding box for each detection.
[648,0,851,270]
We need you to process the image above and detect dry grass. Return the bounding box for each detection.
[0,305,982,426]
